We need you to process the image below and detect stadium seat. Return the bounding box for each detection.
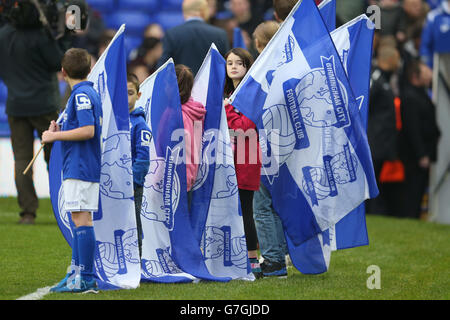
[0,81,7,103]
[105,11,155,35]
[0,102,10,137]
[86,0,117,13]
[155,11,184,30]
[117,0,160,13]
[124,35,143,60]
[161,0,182,11]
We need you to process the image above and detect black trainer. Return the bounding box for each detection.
[261,260,288,277]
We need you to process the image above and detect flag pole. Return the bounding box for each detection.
[23,143,45,175]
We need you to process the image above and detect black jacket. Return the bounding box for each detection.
[0,24,71,117]
[399,84,441,162]
[368,67,398,162]
[157,19,230,76]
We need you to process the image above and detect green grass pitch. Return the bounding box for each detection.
[0,197,448,300]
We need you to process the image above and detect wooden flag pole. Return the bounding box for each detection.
[23,144,45,175]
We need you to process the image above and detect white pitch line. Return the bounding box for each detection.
[16,283,58,300]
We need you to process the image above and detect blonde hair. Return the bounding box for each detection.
[253,21,280,49]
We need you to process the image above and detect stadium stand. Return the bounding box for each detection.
[0,80,9,137]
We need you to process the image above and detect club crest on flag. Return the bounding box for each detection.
[190,44,254,280]
[230,0,378,245]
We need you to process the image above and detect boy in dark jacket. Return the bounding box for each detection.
[127,73,151,258]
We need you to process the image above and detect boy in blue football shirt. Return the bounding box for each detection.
[127,73,151,259]
[42,48,102,293]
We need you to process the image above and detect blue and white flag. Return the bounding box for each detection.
[190,44,254,280]
[287,14,375,274]
[137,59,230,283]
[317,0,336,31]
[233,27,247,49]
[229,0,378,249]
[49,25,141,289]
[330,14,374,251]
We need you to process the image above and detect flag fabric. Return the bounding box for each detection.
[137,58,230,283]
[317,0,336,30]
[49,25,141,289]
[229,0,378,253]
[233,27,247,49]
[190,44,254,280]
[330,14,374,251]
[286,14,375,274]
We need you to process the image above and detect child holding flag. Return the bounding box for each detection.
[175,64,206,208]
[127,73,151,259]
[42,48,102,293]
[224,48,263,279]
[251,21,289,278]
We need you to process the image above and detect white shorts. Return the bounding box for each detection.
[63,179,100,212]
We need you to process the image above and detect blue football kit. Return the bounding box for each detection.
[61,81,103,182]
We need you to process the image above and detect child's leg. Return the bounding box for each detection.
[72,211,96,282]
[133,186,144,258]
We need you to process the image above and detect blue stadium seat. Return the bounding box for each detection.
[0,81,7,103]
[0,102,10,137]
[124,35,143,60]
[105,11,155,35]
[117,0,160,13]
[161,0,182,11]
[155,11,184,30]
[86,0,117,13]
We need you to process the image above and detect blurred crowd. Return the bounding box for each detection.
[1,0,448,220]
[64,0,447,219]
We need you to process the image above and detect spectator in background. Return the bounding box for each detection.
[399,60,440,219]
[420,0,450,68]
[229,0,263,36]
[336,0,366,26]
[207,0,219,22]
[157,0,230,76]
[97,29,116,59]
[129,23,164,63]
[376,35,402,95]
[398,0,429,44]
[378,0,406,42]
[129,37,163,75]
[128,63,151,84]
[143,23,165,40]
[426,0,444,10]
[0,0,72,224]
[71,6,106,57]
[252,20,279,53]
[272,0,297,21]
[366,45,402,215]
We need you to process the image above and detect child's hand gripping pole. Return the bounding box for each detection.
[22,112,65,175]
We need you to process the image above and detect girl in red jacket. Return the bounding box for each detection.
[224,48,263,279]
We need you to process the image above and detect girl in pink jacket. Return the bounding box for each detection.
[175,64,206,195]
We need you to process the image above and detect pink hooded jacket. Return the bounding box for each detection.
[181,97,206,191]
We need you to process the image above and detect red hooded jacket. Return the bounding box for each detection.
[225,103,261,191]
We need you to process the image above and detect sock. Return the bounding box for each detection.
[250,257,261,273]
[76,226,96,282]
[71,227,79,273]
